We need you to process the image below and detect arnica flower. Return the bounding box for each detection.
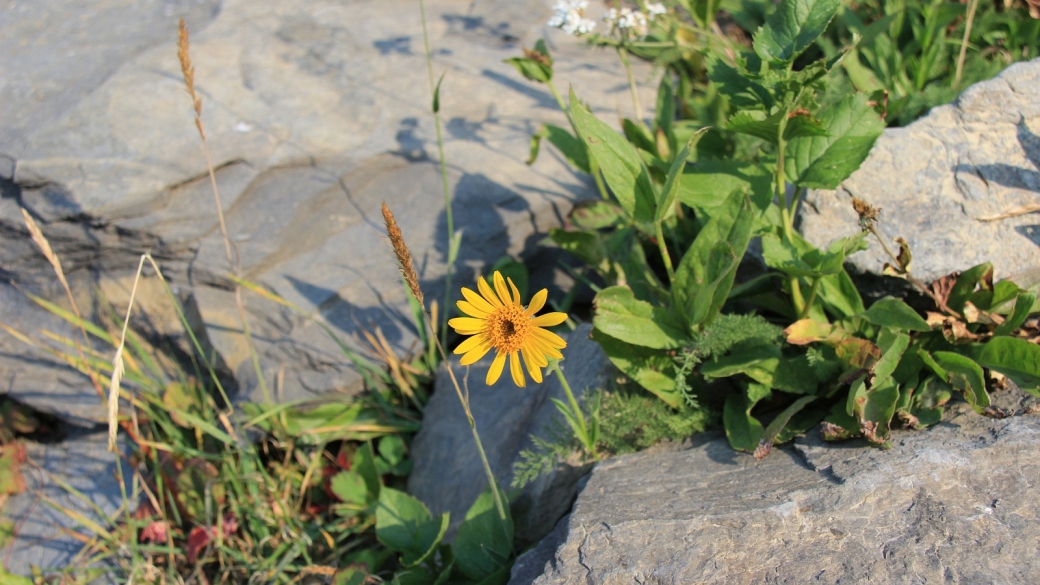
[449,271,568,388]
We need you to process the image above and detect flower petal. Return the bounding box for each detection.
[521,348,544,384]
[508,277,522,305]
[456,300,490,318]
[453,334,487,355]
[460,340,492,366]
[493,271,513,307]
[532,327,568,349]
[509,351,525,388]
[531,312,568,327]
[477,276,503,308]
[448,317,486,334]
[486,351,508,385]
[528,337,562,360]
[462,287,497,314]
[525,289,548,316]
[523,339,551,366]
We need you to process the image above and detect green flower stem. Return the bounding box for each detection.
[419,0,455,350]
[800,276,821,319]
[654,220,675,285]
[776,118,805,316]
[617,45,645,126]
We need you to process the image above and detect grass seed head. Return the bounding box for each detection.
[381,203,423,306]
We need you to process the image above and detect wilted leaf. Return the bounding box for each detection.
[0,442,27,495]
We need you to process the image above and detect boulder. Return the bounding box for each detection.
[798,57,1040,286]
[408,323,611,549]
[1,432,131,576]
[0,0,655,420]
[515,392,1040,584]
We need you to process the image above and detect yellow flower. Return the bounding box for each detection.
[448,271,568,387]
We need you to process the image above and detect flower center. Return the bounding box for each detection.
[485,304,531,353]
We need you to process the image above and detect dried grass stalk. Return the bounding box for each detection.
[382,203,423,306]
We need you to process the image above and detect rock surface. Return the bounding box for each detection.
[408,323,611,548]
[0,0,654,421]
[1,433,131,576]
[798,57,1040,286]
[514,396,1040,584]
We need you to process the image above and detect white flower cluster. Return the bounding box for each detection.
[604,3,667,38]
[548,0,597,36]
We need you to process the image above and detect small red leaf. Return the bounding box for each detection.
[186,526,212,564]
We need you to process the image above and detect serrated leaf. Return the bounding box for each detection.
[752,0,843,64]
[708,57,774,109]
[571,90,657,222]
[726,110,784,144]
[593,286,688,349]
[783,114,829,140]
[785,93,885,188]
[591,328,680,407]
[859,297,931,332]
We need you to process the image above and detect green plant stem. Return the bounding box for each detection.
[617,45,645,126]
[419,0,455,351]
[549,361,600,461]
[654,221,675,285]
[775,120,805,316]
[547,79,611,201]
[953,0,980,89]
[800,277,821,319]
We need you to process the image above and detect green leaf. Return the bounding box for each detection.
[871,328,910,387]
[674,190,755,325]
[707,57,774,109]
[333,566,369,585]
[752,0,843,64]
[502,39,552,83]
[923,351,990,412]
[623,118,657,154]
[569,200,626,230]
[0,565,33,585]
[761,232,817,277]
[858,377,900,442]
[677,159,773,215]
[973,337,1040,397]
[376,488,450,567]
[859,297,931,332]
[723,383,771,451]
[785,93,885,189]
[994,292,1035,336]
[452,483,514,581]
[656,131,707,222]
[689,241,740,326]
[379,435,407,466]
[331,471,370,506]
[783,114,829,140]
[701,345,816,393]
[593,286,689,349]
[655,75,677,157]
[432,71,446,114]
[353,442,382,502]
[948,263,993,313]
[550,228,604,267]
[571,90,656,222]
[591,328,681,407]
[761,395,817,445]
[533,124,591,173]
[725,110,784,144]
[688,0,725,28]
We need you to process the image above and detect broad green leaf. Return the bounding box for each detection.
[761,232,817,277]
[569,200,626,230]
[753,0,843,64]
[858,377,900,442]
[331,471,370,505]
[994,292,1035,336]
[783,114,829,140]
[623,118,657,154]
[762,395,817,445]
[353,442,382,502]
[724,384,771,451]
[689,241,740,325]
[503,39,552,83]
[376,488,449,567]
[539,124,590,173]
[655,75,677,157]
[725,110,784,144]
[707,57,774,109]
[571,91,656,222]
[453,483,514,581]
[591,328,680,407]
[593,286,689,349]
[784,230,865,317]
[333,566,369,585]
[656,131,707,222]
[871,328,910,387]
[677,159,773,214]
[785,93,885,189]
[379,435,406,466]
[947,263,993,313]
[550,228,603,267]
[606,227,661,302]
[859,297,931,332]
[701,345,816,393]
[990,280,1024,312]
[973,336,1040,397]
[674,190,755,325]
[846,374,867,417]
[923,351,990,412]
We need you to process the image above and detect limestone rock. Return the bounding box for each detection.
[407,323,611,549]
[798,58,1040,286]
[0,0,654,419]
[516,401,1040,584]
[1,432,131,576]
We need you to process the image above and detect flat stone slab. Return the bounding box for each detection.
[515,399,1040,584]
[1,432,130,577]
[798,57,1040,285]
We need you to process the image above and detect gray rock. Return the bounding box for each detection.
[408,323,611,548]
[1,0,656,419]
[516,402,1040,584]
[1,432,131,577]
[798,57,1040,286]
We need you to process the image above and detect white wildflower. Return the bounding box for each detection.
[646,2,667,19]
[548,0,596,36]
[617,8,648,36]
